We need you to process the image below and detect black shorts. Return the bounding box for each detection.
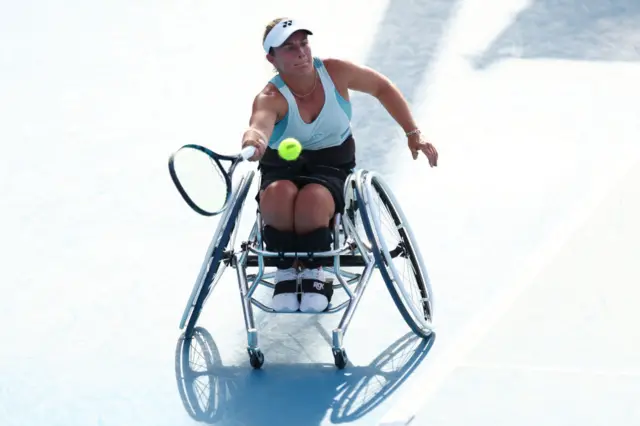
[256,135,356,214]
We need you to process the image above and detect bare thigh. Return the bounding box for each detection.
[293,183,335,234]
[259,180,298,232]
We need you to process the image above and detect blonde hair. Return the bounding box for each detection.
[263,17,288,73]
[263,17,288,55]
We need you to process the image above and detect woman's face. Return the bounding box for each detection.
[268,31,314,75]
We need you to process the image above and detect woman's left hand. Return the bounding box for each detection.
[408,132,438,167]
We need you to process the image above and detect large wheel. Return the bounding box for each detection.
[180,170,255,338]
[355,170,434,338]
[342,173,373,252]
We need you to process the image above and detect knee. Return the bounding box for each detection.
[296,184,335,217]
[260,180,298,230]
[295,184,335,230]
[260,180,298,212]
[294,187,334,256]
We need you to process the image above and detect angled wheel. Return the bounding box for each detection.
[333,348,349,369]
[355,170,434,338]
[180,170,255,338]
[248,349,264,369]
[342,173,373,252]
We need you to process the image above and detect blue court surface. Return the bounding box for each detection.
[2,0,639,425]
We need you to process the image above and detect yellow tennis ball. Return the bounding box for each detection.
[278,138,302,161]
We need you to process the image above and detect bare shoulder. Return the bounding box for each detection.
[254,82,286,110]
[320,57,390,97]
[320,57,352,81]
[320,57,358,98]
[252,82,288,119]
[321,57,373,77]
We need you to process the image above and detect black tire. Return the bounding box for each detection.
[355,171,434,338]
[333,348,349,369]
[183,171,254,338]
[248,349,264,369]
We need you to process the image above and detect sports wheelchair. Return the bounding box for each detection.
[168,144,434,369]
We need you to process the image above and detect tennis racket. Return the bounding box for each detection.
[168,144,256,216]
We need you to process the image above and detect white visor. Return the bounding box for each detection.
[263,19,313,53]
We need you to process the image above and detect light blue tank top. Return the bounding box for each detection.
[267,57,353,151]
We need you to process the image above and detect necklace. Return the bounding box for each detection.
[289,70,318,99]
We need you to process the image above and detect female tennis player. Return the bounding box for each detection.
[241,17,438,313]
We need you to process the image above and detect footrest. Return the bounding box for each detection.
[245,255,367,267]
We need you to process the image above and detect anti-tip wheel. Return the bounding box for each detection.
[333,348,348,369]
[248,349,264,369]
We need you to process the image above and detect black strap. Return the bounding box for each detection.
[273,280,298,295]
[301,279,334,301]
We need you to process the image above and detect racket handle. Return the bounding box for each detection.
[240,145,256,160]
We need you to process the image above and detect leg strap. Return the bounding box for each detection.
[262,226,334,269]
[262,225,297,269]
[296,227,333,268]
[273,280,298,295]
[301,277,333,303]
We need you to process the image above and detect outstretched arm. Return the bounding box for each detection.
[326,58,438,166]
[334,59,418,134]
[241,90,280,161]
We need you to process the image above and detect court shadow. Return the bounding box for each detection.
[349,0,462,176]
[471,0,640,69]
[174,327,435,425]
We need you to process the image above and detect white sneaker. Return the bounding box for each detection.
[299,268,333,313]
[272,268,299,312]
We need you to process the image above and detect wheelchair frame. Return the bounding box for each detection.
[177,167,434,369]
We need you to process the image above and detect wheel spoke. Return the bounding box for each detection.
[359,172,434,337]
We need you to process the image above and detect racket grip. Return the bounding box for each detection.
[240,145,256,160]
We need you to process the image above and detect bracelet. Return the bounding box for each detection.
[245,127,267,140]
[405,128,420,136]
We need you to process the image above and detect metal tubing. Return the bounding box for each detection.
[331,260,376,351]
[234,254,259,350]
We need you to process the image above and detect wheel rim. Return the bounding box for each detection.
[363,172,434,328]
[180,171,255,331]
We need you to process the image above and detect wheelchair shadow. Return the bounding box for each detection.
[174,327,435,425]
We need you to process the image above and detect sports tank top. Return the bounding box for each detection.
[267,57,353,151]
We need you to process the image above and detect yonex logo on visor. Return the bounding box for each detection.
[263,19,313,53]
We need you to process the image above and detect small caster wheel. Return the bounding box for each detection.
[333,348,348,369]
[248,349,264,369]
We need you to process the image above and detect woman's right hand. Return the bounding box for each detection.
[242,138,266,161]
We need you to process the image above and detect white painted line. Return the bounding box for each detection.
[380,419,416,426]
[455,362,640,379]
[377,158,640,426]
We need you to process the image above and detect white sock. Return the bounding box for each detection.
[272,268,299,312]
[299,268,329,313]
